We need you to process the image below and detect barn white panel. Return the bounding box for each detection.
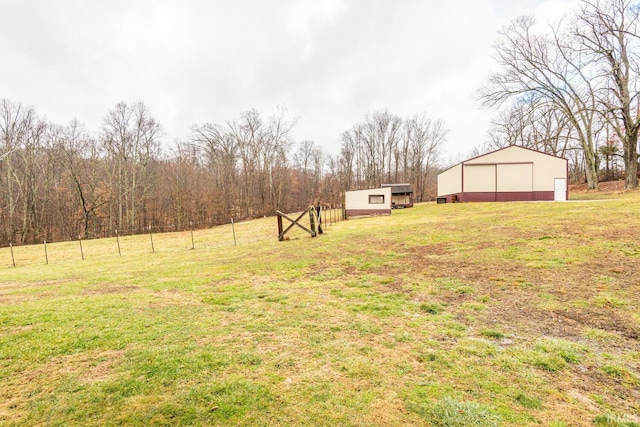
[437,163,462,196]
[497,163,532,192]
[464,146,567,192]
[463,164,496,192]
[437,146,568,201]
[465,145,535,165]
[533,156,567,191]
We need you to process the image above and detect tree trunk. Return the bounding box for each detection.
[624,145,638,189]
[585,157,599,190]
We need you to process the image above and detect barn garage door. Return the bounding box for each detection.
[497,163,532,192]
[463,164,496,192]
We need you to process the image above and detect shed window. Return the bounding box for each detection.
[369,194,385,204]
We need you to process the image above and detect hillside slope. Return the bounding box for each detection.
[1,196,639,426]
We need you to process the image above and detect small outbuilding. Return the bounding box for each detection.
[344,187,392,217]
[437,146,568,203]
[381,183,414,208]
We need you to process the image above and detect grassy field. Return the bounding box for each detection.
[0,192,639,426]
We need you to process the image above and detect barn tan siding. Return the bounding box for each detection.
[533,156,566,191]
[497,163,533,192]
[465,146,535,164]
[463,164,496,192]
[436,146,568,202]
[466,146,566,192]
[437,163,462,197]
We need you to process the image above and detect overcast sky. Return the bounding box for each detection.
[0,0,578,160]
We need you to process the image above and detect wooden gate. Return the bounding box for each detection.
[277,206,323,241]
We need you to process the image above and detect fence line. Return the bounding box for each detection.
[0,206,346,268]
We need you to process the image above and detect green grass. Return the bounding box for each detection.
[515,392,542,409]
[1,193,640,425]
[593,413,640,427]
[480,329,505,339]
[408,396,501,427]
[420,302,445,314]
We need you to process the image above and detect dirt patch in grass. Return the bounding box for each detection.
[406,242,451,256]
[363,394,421,425]
[83,284,140,295]
[408,245,632,337]
[341,207,640,419]
[0,349,126,423]
[555,308,639,340]
[150,288,204,307]
[21,349,126,385]
[0,279,70,291]
[0,280,71,304]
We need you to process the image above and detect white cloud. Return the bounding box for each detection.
[0,0,579,158]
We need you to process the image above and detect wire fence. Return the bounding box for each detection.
[0,206,346,268]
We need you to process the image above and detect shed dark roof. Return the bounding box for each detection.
[381,183,413,194]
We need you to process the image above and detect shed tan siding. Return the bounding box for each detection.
[463,164,496,192]
[345,187,392,216]
[437,163,462,197]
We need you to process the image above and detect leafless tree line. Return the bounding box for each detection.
[0,99,448,246]
[337,110,448,202]
[480,0,640,189]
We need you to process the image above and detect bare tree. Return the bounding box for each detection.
[0,99,31,243]
[153,141,209,230]
[403,115,448,201]
[102,101,161,232]
[487,100,577,155]
[294,140,325,205]
[261,106,296,212]
[190,107,297,219]
[0,100,325,244]
[573,0,640,188]
[226,109,262,217]
[226,108,296,216]
[339,110,403,188]
[190,122,239,218]
[20,117,48,243]
[338,111,447,200]
[339,128,359,190]
[480,16,602,188]
[55,120,107,239]
[0,99,50,244]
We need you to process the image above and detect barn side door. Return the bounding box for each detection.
[554,178,567,201]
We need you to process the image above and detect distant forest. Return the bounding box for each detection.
[0,99,447,245]
[4,0,639,246]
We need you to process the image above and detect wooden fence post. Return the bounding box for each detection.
[190,221,195,250]
[79,235,84,260]
[231,218,237,246]
[149,225,155,253]
[115,230,121,256]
